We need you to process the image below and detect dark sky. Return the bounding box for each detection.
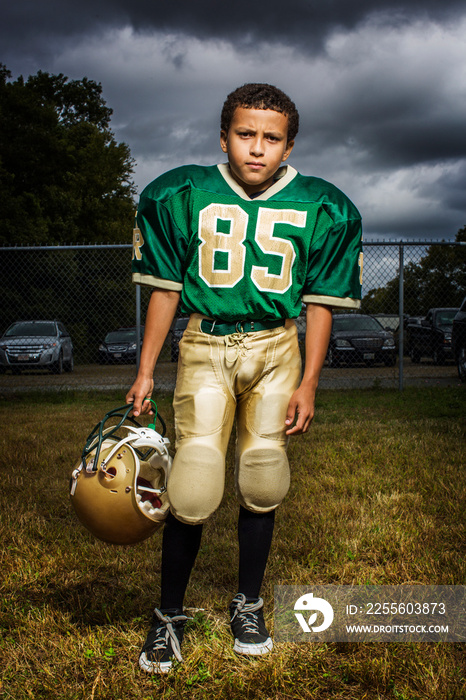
[2,0,465,239]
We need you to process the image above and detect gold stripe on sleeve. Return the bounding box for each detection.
[132,273,183,291]
[302,294,361,309]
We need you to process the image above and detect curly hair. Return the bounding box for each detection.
[220,83,299,143]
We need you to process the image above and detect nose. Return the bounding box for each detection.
[249,136,264,157]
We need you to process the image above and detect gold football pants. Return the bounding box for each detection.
[167,314,302,524]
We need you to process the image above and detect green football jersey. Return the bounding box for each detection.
[132,164,362,321]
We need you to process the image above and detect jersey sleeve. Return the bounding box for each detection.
[302,210,363,309]
[131,192,188,291]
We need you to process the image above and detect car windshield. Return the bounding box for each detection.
[375,316,399,330]
[5,322,56,337]
[333,316,383,332]
[436,310,458,326]
[105,330,137,343]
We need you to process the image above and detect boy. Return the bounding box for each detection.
[127,83,362,673]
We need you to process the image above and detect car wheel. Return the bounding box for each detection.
[327,348,340,368]
[457,345,466,383]
[52,351,64,374]
[64,354,74,372]
[433,348,445,365]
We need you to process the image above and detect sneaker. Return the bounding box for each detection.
[229,593,273,655]
[139,608,189,673]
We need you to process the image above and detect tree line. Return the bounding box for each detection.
[0,65,135,246]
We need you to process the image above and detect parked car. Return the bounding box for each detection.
[0,320,73,374]
[326,314,396,367]
[408,308,459,364]
[452,297,466,382]
[98,326,144,364]
[170,317,189,361]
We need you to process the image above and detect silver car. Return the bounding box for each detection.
[0,320,74,374]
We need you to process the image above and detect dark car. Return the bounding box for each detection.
[327,314,396,367]
[408,308,459,364]
[98,326,144,364]
[170,317,189,361]
[0,320,73,374]
[452,297,466,382]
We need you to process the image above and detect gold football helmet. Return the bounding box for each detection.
[70,403,172,545]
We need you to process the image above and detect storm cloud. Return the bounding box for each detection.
[1,0,465,239]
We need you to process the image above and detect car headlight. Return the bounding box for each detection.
[129,343,137,350]
[334,339,351,347]
[383,338,395,348]
[42,342,57,349]
[99,344,105,351]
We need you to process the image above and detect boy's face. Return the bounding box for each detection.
[220,107,294,196]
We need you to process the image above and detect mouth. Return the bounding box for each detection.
[246,162,265,171]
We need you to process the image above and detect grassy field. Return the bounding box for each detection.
[0,387,464,700]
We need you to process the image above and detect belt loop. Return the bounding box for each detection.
[235,321,244,333]
[210,319,217,334]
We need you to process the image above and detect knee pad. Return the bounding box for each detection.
[167,441,225,525]
[236,446,290,513]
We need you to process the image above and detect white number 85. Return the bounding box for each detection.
[198,203,306,293]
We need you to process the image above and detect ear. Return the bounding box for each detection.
[282,140,294,162]
[220,130,228,153]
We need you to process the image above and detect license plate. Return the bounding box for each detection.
[18,354,30,361]
[113,353,122,358]
[363,353,375,360]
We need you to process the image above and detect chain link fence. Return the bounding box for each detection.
[0,241,464,394]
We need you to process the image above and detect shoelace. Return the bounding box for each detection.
[224,332,252,366]
[230,595,264,633]
[149,609,188,663]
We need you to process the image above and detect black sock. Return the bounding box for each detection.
[237,505,275,600]
[159,511,203,610]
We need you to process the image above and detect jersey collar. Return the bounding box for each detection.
[217,163,297,201]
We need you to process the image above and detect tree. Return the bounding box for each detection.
[0,65,136,245]
[362,227,466,315]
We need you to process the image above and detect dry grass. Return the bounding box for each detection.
[0,387,465,699]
